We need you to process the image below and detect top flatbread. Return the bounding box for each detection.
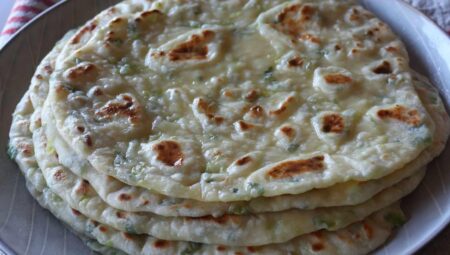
[28,34,447,217]
[24,18,447,218]
[47,0,446,201]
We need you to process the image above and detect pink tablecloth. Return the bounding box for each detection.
[0,0,59,47]
[404,0,450,34]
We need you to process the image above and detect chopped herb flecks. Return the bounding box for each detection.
[313,217,336,229]
[384,212,406,227]
[287,143,300,153]
[74,58,83,65]
[109,38,124,47]
[6,143,18,160]
[264,66,275,83]
[181,242,202,255]
[124,221,137,234]
[248,182,265,196]
[128,23,139,40]
[114,152,127,166]
[229,205,250,215]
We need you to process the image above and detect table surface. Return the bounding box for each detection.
[0,1,448,254]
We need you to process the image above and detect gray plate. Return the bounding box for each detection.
[0,0,449,254]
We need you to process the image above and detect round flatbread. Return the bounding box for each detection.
[47,0,443,202]
[26,25,443,218]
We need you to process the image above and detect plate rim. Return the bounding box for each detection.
[362,0,450,253]
[396,0,450,38]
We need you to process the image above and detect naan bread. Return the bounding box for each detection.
[47,0,441,201]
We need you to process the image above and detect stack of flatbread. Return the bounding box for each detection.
[8,0,450,254]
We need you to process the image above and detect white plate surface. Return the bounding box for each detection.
[0,0,449,254]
